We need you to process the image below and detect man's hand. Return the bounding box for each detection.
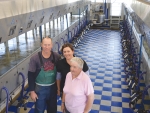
[30,91,38,102]
[57,90,60,96]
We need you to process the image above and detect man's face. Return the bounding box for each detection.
[41,38,52,53]
[70,61,82,77]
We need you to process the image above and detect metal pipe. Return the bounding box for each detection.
[1,87,10,113]
[72,28,75,38]
[104,0,106,14]
[61,38,65,44]
[18,72,25,99]
[25,33,27,43]
[106,8,108,19]
[44,23,46,37]
[79,8,80,34]
[69,31,72,43]
[39,26,42,42]
[131,82,136,89]
[4,41,9,53]
[137,72,146,91]
[57,18,58,27]
[35,27,37,36]
[65,14,69,43]
[130,92,136,98]
[75,26,78,37]
[32,30,35,39]
[131,96,137,102]
[128,80,132,87]
[55,42,60,54]
[49,21,51,34]
[16,36,19,43]
[138,35,144,78]
[86,7,88,25]
[129,20,134,58]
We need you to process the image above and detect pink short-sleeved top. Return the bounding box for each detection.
[63,71,94,113]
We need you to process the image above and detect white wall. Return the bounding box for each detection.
[0,0,69,19]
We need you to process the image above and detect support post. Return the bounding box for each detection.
[53,18,55,37]
[49,21,51,35]
[4,41,9,53]
[25,32,27,43]
[66,14,70,42]
[16,36,19,44]
[44,23,46,37]
[79,8,80,34]
[138,34,143,78]
[39,26,42,42]
[57,18,58,27]
[32,29,35,39]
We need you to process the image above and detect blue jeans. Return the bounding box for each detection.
[34,83,57,113]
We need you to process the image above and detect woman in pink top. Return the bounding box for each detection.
[61,57,94,113]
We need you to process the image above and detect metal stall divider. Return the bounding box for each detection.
[78,8,80,35]
[17,72,28,113]
[0,87,10,113]
[129,84,150,113]
[69,31,72,43]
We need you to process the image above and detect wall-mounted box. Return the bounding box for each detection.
[27,20,33,29]
[8,25,16,36]
[40,16,44,23]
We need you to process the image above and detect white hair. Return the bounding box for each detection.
[70,57,84,69]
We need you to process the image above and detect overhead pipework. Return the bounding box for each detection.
[90,0,125,29]
[90,0,110,28]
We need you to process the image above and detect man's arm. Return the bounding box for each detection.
[56,72,62,95]
[56,80,61,95]
[28,71,38,102]
[28,71,36,91]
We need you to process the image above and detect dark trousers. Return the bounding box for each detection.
[65,108,70,113]
[34,83,57,113]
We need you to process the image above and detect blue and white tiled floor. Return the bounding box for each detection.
[8,29,150,113]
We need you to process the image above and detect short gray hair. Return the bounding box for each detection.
[70,57,84,69]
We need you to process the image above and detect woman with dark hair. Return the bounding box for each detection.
[56,43,89,96]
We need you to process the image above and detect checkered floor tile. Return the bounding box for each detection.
[8,29,150,113]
